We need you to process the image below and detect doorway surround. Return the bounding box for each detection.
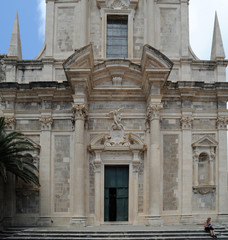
[88,123,146,225]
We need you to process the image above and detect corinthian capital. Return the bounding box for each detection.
[72,103,88,121]
[180,115,193,130]
[39,116,53,130]
[146,103,163,121]
[4,116,16,130]
[217,116,228,129]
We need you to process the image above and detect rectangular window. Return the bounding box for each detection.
[106,15,128,59]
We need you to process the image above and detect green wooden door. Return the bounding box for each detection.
[104,166,129,222]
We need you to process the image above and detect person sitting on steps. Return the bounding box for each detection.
[204,217,217,238]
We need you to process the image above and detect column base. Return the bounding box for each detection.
[70,217,87,227]
[181,215,194,224]
[37,217,53,227]
[145,216,163,226]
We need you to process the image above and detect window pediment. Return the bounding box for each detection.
[192,135,218,148]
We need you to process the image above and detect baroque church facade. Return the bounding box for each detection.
[0,0,228,227]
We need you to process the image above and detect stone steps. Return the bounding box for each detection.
[1,227,228,240]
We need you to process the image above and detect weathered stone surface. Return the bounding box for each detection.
[54,135,70,213]
[163,134,179,211]
[16,190,39,214]
[193,192,216,211]
[56,8,74,52]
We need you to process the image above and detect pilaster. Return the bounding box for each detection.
[216,116,228,216]
[180,114,193,223]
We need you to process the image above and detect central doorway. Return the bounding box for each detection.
[104,165,129,222]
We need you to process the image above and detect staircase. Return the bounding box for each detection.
[1,226,228,240]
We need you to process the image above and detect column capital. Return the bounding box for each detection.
[146,103,163,121]
[180,115,193,130]
[72,103,88,121]
[192,150,199,162]
[217,116,228,129]
[39,116,53,131]
[4,116,16,130]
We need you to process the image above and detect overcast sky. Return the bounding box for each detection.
[0,0,228,62]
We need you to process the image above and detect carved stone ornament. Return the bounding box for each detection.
[4,116,16,130]
[193,185,216,195]
[72,103,88,121]
[107,0,130,9]
[217,116,228,129]
[180,115,193,129]
[112,76,122,86]
[146,103,163,121]
[39,116,53,130]
[105,108,130,146]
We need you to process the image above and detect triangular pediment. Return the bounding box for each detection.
[192,135,218,148]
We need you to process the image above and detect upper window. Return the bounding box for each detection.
[106,15,128,59]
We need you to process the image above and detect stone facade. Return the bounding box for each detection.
[0,0,228,227]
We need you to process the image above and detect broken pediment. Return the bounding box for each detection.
[63,44,94,71]
[92,59,142,88]
[192,135,218,148]
[141,44,173,70]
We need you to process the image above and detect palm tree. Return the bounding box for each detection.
[0,117,40,187]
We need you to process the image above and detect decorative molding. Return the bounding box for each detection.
[72,103,88,121]
[107,0,129,9]
[217,116,228,129]
[146,103,163,121]
[4,116,16,130]
[193,185,216,195]
[112,76,122,86]
[39,116,53,130]
[96,0,138,9]
[180,115,193,129]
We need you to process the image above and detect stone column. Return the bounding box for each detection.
[94,151,102,224]
[71,103,88,226]
[180,115,193,223]
[146,103,163,226]
[38,115,53,226]
[216,116,228,219]
[192,150,199,187]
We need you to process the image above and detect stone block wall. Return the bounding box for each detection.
[133,0,144,59]
[163,134,179,211]
[56,7,74,53]
[54,135,70,213]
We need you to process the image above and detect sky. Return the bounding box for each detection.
[0,0,228,62]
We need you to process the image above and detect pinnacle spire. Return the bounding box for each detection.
[8,11,22,60]
[211,12,225,60]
